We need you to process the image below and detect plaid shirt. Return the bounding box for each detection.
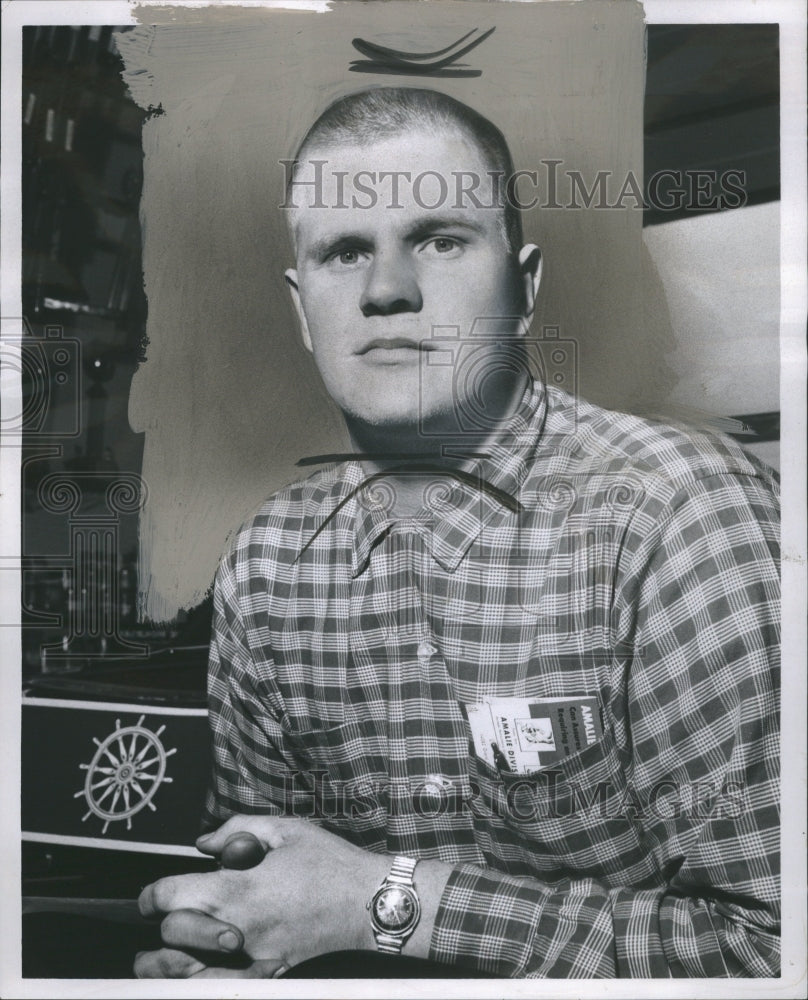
[205,383,780,978]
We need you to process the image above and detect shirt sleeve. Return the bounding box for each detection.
[429,471,780,977]
[202,542,292,830]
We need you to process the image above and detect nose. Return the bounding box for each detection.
[359,252,423,317]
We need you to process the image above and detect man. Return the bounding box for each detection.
[135,88,780,979]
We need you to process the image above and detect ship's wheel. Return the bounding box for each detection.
[75,715,175,834]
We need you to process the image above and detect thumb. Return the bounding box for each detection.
[194,959,290,979]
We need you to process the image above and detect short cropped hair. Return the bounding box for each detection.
[289,87,523,254]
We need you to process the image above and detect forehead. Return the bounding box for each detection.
[288,128,503,243]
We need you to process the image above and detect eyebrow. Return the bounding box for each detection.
[404,215,488,242]
[304,215,489,262]
[306,234,373,262]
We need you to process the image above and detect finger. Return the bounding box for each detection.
[138,879,165,919]
[134,948,207,979]
[138,873,210,918]
[161,908,244,954]
[192,959,289,979]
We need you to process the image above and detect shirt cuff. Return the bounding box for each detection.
[429,864,624,977]
[428,863,546,977]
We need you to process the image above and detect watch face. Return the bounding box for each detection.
[372,885,417,932]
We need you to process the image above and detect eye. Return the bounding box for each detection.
[323,246,368,267]
[422,236,462,256]
[337,249,362,265]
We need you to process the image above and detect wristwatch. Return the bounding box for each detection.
[367,855,421,954]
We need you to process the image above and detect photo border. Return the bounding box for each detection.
[1,1,805,997]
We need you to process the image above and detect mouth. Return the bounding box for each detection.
[356,337,433,356]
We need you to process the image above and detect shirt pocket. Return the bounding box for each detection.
[471,726,660,886]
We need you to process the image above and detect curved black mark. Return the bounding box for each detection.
[350,26,495,78]
[293,459,521,563]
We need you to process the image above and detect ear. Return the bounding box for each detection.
[284,269,312,353]
[517,244,542,325]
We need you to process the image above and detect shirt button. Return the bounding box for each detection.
[423,773,450,793]
[417,641,437,660]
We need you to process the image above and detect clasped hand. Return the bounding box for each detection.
[134,815,391,978]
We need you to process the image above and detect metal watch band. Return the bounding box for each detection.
[376,933,408,954]
[386,855,417,887]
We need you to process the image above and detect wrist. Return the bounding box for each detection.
[402,858,451,959]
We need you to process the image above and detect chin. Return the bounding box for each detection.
[343,398,462,445]
[345,403,423,429]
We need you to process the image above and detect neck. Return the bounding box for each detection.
[347,374,528,472]
[343,373,529,516]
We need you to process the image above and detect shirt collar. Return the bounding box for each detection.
[343,380,548,576]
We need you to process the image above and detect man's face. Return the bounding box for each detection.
[285,127,540,433]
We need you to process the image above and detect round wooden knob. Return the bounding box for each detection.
[220,831,267,870]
